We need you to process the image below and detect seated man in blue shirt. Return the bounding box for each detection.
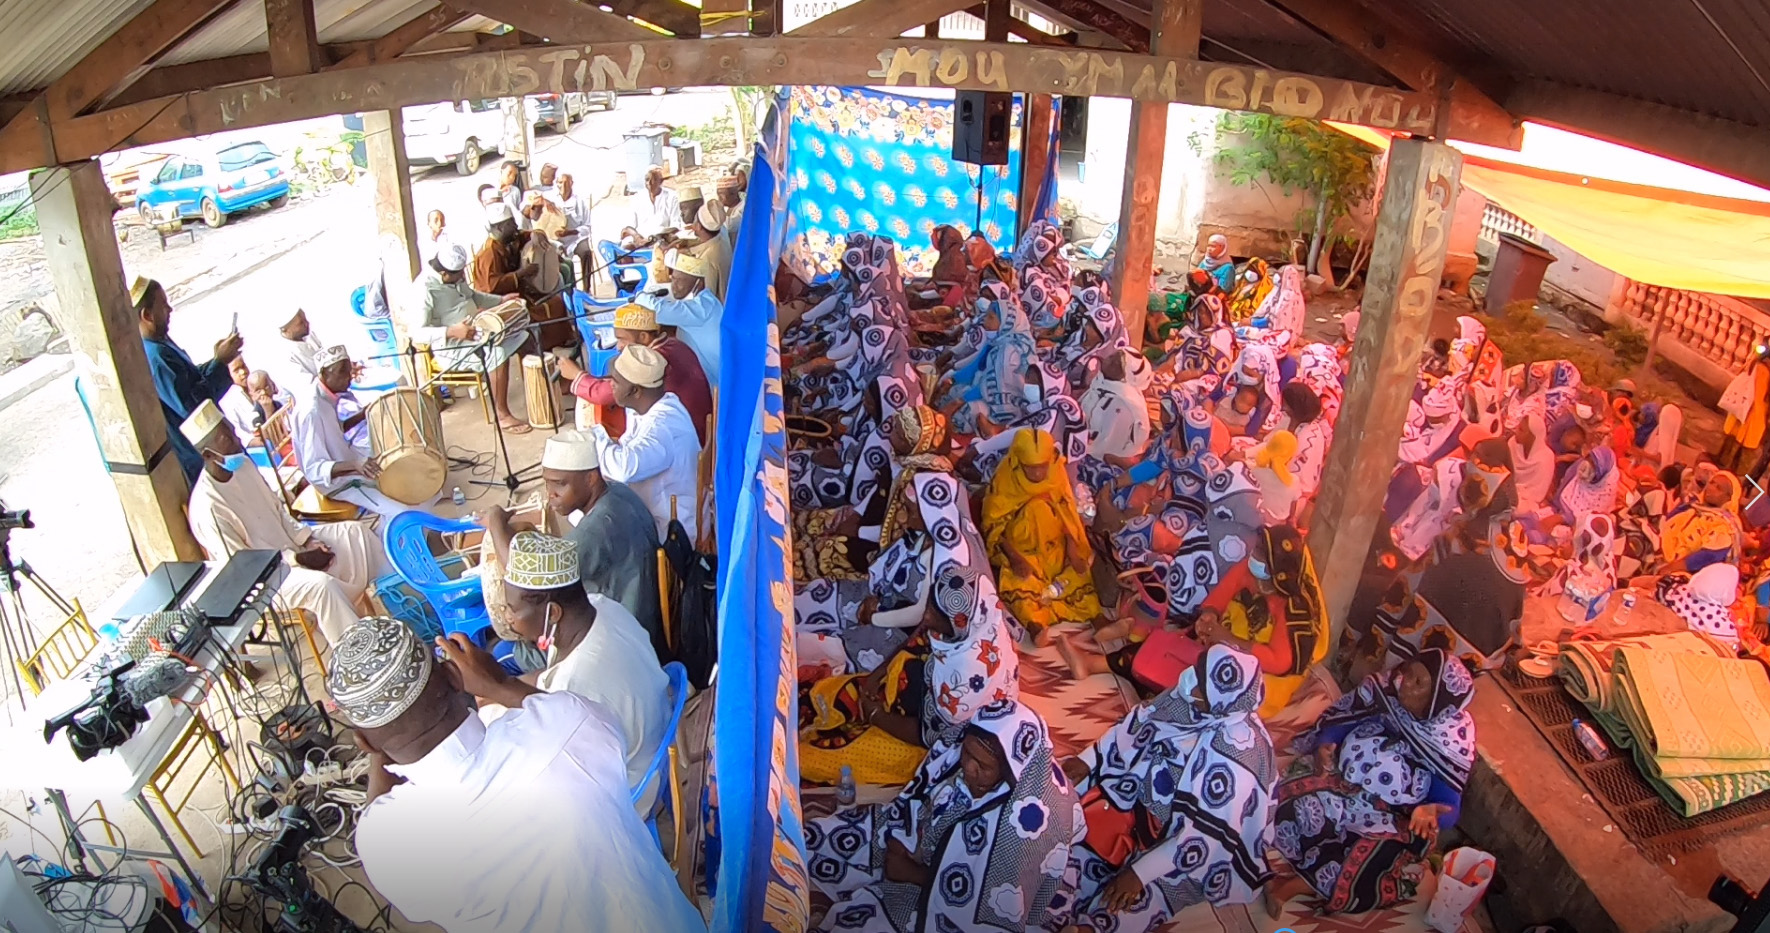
[135,276,243,482]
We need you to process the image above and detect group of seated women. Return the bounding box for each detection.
[775,224,1515,931]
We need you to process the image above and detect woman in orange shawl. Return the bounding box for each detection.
[982,429,1102,643]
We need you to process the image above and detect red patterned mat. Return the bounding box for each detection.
[1018,627,1139,759]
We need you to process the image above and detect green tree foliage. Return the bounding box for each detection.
[1210,113,1378,264]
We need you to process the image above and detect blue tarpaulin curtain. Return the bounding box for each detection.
[780,86,1024,279]
[711,96,811,933]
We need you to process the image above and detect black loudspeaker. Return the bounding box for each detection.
[952,90,1012,166]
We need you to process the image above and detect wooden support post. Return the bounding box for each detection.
[1309,137,1462,669]
[984,0,1011,41]
[363,110,420,281]
[1109,0,1199,346]
[1018,93,1054,237]
[265,0,325,76]
[32,162,202,564]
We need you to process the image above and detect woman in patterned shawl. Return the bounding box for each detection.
[1061,645,1277,932]
[940,283,1039,437]
[1060,276,1132,389]
[1017,220,1073,330]
[812,700,1085,933]
[1267,648,1476,915]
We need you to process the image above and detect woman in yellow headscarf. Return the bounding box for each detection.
[1246,429,1302,525]
[1226,256,1275,322]
[1662,469,1746,573]
[983,429,1101,643]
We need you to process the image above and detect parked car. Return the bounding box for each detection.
[529,91,617,132]
[134,140,289,228]
[102,150,174,208]
[403,100,507,175]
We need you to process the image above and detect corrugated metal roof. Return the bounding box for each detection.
[158,0,444,66]
[1362,0,1770,126]
[0,0,157,95]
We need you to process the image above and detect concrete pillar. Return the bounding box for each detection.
[1308,137,1462,669]
[1108,0,1200,346]
[363,109,420,280]
[32,162,202,564]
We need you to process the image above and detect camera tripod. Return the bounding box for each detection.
[0,519,79,714]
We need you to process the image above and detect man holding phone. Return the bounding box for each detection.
[134,275,243,483]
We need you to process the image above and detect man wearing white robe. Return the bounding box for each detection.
[180,401,385,644]
[288,346,410,517]
[332,618,704,933]
[260,308,325,396]
[638,250,723,383]
[590,345,701,541]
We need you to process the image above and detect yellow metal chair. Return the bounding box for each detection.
[286,608,329,679]
[259,408,363,523]
[415,341,493,423]
[16,599,99,695]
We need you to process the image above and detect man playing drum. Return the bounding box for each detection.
[406,241,534,434]
[289,346,413,517]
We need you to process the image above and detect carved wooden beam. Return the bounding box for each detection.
[446,0,659,41]
[1258,0,1519,148]
[5,37,1514,174]
[330,4,474,69]
[789,0,979,39]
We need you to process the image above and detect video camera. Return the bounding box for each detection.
[244,806,364,933]
[0,503,30,532]
[42,661,149,761]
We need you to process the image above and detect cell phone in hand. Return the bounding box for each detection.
[230,311,240,336]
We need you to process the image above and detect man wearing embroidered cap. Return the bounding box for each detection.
[592,345,703,541]
[715,173,745,249]
[440,530,670,807]
[136,275,244,482]
[481,429,666,657]
[406,230,535,433]
[182,400,383,643]
[333,617,704,933]
[680,200,731,302]
[555,303,712,444]
[639,249,724,383]
[288,345,413,517]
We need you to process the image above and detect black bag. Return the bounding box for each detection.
[664,518,718,689]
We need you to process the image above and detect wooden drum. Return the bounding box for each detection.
[367,387,448,505]
[471,298,531,342]
[521,354,557,429]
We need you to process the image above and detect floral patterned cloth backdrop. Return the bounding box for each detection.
[783,85,1024,278]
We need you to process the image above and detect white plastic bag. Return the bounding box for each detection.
[1720,369,1756,421]
[1425,846,1495,933]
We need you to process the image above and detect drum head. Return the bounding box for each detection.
[472,311,506,339]
[378,447,448,504]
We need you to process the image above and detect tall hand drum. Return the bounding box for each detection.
[367,387,448,504]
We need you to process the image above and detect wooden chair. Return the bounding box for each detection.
[414,342,493,423]
[258,408,362,523]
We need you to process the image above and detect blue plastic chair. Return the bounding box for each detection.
[631,661,691,854]
[596,240,653,299]
[383,511,490,639]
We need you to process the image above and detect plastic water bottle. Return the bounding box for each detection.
[451,486,465,507]
[836,766,857,806]
[1571,718,1611,761]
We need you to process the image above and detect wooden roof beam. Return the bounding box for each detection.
[600,0,700,36]
[1258,0,1520,148]
[266,0,326,75]
[46,0,245,119]
[789,0,978,39]
[330,4,473,69]
[1015,0,1146,52]
[447,0,660,41]
[14,38,1476,175]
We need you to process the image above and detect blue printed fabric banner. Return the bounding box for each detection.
[782,86,1023,278]
[711,97,811,933]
